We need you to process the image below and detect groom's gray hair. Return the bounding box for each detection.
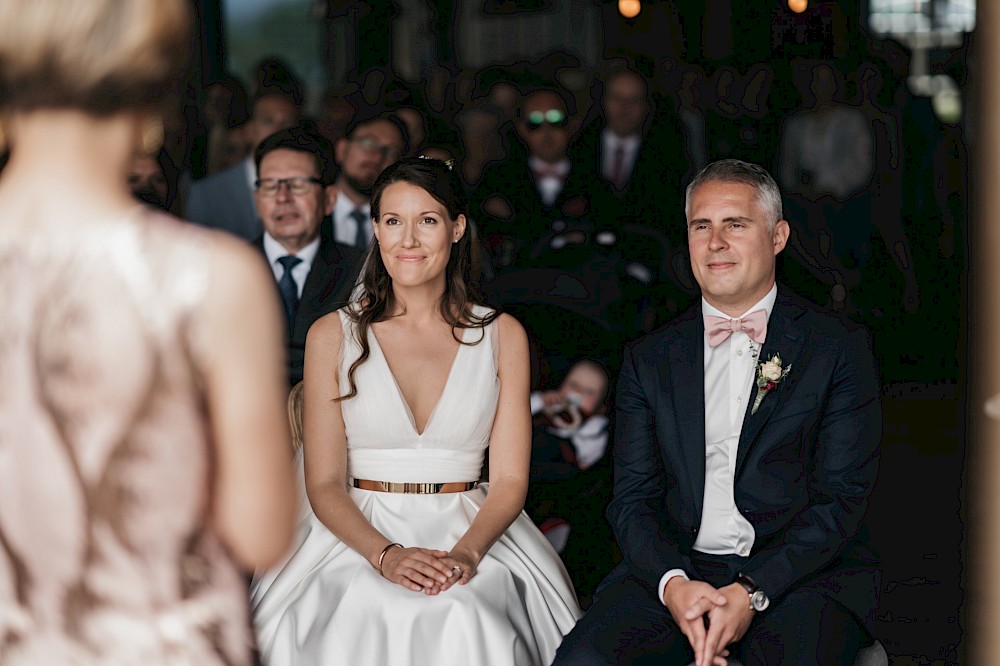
[684,159,784,231]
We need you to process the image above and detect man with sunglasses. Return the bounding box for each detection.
[253,126,363,387]
[471,85,612,269]
[331,112,409,248]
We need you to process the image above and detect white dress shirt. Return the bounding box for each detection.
[657,283,778,604]
[332,193,372,247]
[528,156,570,207]
[263,232,320,299]
[600,129,640,186]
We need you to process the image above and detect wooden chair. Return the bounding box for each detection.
[288,380,304,456]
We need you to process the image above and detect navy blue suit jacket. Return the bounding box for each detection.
[605,287,881,627]
[257,235,363,387]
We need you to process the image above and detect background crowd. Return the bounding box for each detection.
[104,33,965,597]
[0,3,969,661]
[127,32,965,390]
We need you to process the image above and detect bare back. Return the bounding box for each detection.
[0,210,254,664]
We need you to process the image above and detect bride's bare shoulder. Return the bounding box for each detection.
[493,312,527,351]
[308,310,347,348]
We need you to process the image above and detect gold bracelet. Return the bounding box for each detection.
[377,542,403,574]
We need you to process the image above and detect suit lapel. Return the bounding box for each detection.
[663,310,707,518]
[292,239,352,337]
[734,293,807,476]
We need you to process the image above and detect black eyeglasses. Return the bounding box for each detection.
[255,177,323,197]
[525,109,568,131]
[351,136,403,162]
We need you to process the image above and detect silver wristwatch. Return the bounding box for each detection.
[736,573,769,611]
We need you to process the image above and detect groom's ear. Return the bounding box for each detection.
[772,219,790,255]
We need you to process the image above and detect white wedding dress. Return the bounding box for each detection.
[251,307,581,665]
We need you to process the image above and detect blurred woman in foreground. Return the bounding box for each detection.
[0,1,295,662]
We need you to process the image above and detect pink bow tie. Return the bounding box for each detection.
[705,310,767,347]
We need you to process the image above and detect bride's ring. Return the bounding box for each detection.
[452,566,462,576]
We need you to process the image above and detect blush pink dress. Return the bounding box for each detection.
[0,210,254,664]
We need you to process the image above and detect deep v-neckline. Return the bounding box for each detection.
[369,326,469,437]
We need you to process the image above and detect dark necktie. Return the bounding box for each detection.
[277,255,302,330]
[351,209,368,248]
[611,144,626,190]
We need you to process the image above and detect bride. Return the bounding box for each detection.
[251,156,581,664]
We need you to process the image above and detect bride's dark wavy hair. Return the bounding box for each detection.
[338,156,499,401]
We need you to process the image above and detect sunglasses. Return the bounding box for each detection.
[525,109,568,131]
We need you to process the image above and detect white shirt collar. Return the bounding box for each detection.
[263,231,321,270]
[528,156,571,177]
[601,128,641,153]
[334,192,370,221]
[332,193,372,245]
[701,283,778,322]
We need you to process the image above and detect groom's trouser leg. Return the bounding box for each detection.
[553,574,694,666]
[738,588,869,666]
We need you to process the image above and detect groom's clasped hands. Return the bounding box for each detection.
[663,577,755,666]
[379,546,479,595]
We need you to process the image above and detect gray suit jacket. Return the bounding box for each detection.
[185,159,260,241]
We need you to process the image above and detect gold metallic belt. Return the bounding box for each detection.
[352,479,477,494]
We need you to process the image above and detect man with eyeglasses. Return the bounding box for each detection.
[471,85,611,270]
[253,126,363,387]
[330,112,408,248]
[186,85,301,241]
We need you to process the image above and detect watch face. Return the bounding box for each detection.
[751,590,770,611]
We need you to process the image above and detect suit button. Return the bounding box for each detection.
[690,527,698,536]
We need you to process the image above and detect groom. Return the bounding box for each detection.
[554,159,881,665]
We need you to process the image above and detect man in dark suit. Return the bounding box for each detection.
[187,87,300,240]
[253,126,363,387]
[471,85,612,270]
[554,159,880,665]
[570,66,683,235]
[329,113,408,249]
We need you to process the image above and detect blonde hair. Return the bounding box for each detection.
[0,0,191,115]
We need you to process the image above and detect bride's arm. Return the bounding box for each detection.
[303,312,455,592]
[442,313,532,586]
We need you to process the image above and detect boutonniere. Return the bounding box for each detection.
[752,353,791,415]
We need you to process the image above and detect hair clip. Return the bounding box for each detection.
[417,155,455,172]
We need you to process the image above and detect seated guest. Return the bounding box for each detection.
[128,146,179,214]
[330,112,408,248]
[186,85,300,240]
[555,159,880,665]
[252,126,364,387]
[201,72,251,176]
[471,85,612,270]
[571,65,684,233]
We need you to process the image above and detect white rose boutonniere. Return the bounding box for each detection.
[752,353,791,415]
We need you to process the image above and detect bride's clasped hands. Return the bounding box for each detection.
[379,544,478,594]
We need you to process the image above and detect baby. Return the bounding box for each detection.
[530,359,610,471]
